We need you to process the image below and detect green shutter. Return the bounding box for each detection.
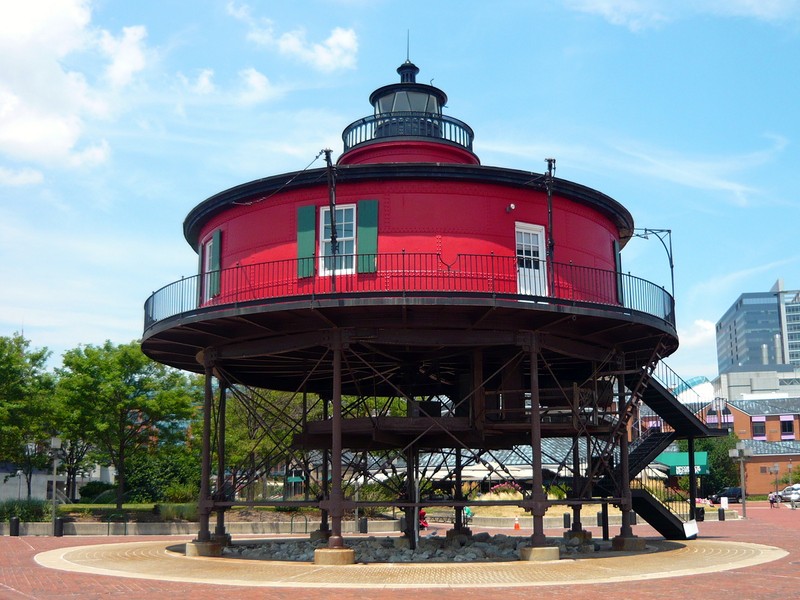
[356,199,378,273]
[209,229,221,297]
[297,205,316,278]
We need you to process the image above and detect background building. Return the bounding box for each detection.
[707,280,800,496]
[716,279,800,375]
[716,280,785,374]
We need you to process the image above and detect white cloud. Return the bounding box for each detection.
[687,258,800,305]
[665,319,719,378]
[67,139,111,168]
[0,166,43,186]
[225,0,252,22]
[0,1,92,55]
[610,142,760,207]
[564,0,672,31]
[227,1,357,72]
[482,133,787,208]
[99,25,148,88]
[703,0,800,22]
[0,0,149,169]
[181,69,216,95]
[563,0,800,30]
[677,319,716,349]
[277,27,358,72]
[237,68,280,105]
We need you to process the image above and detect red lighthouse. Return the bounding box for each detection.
[143,60,717,559]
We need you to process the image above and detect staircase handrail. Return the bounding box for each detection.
[651,360,703,405]
[628,424,661,453]
[631,477,691,521]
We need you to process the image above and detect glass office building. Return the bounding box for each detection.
[716,280,784,374]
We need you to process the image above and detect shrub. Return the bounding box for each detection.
[90,489,121,504]
[489,482,523,496]
[547,484,569,500]
[163,482,198,503]
[352,482,395,517]
[157,503,198,521]
[0,499,49,522]
[79,481,116,502]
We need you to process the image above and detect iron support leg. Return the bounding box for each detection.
[327,337,345,549]
[572,437,582,531]
[618,382,634,539]
[214,384,228,542]
[688,437,697,520]
[529,338,547,546]
[196,360,214,543]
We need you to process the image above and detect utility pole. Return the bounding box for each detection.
[544,158,556,293]
[324,149,338,292]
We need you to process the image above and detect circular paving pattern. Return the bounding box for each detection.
[35,537,787,589]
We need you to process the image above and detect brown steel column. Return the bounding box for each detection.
[327,335,345,549]
[320,396,330,533]
[454,449,464,530]
[571,435,582,532]
[196,358,214,543]
[688,437,697,520]
[214,383,227,542]
[406,446,418,550]
[529,336,547,546]
[618,373,634,538]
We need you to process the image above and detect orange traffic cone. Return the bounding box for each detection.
[513,516,520,530]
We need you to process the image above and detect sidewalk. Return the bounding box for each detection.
[1,501,797,600]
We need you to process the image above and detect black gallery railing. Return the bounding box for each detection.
[342,111,475,153]
[144,253,675,332]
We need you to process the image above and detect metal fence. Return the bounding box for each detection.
[342,112,475,153]
[144,253,674,332]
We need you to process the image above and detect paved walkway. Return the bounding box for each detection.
[2,502,800,599]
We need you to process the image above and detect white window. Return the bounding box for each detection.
[515,223,547,296]
[320,205,356,275]
[201,232,220,301]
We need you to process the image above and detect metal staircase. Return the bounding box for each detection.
[592,339,720,540]
[631,483,694,540]
[587,340,669,493]
[628,429,677,478]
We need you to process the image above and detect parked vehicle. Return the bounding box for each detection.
[710,486,742,503]
[777,484,800,502]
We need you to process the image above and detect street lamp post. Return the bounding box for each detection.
[631,228,675,298]
[790,459,794,485]
[770,463,779,495]
[729,443,753,518]
[50,437,61,536]
[16,470,23,501]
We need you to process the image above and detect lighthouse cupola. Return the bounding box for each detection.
[369,59,446,116]
[339,61,479,166]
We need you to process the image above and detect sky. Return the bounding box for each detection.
[1,0,799,382]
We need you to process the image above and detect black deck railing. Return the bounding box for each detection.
[342,112,475,153]
[144,253,674,332]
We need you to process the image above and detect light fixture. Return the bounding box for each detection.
[506,203,516,213]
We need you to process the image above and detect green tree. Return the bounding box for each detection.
[0,333,56,499]
[781,465,800,487]
[125,444,200,502]
[222,386,317,501]
[678,433,739,495]
[57,341,198,509]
